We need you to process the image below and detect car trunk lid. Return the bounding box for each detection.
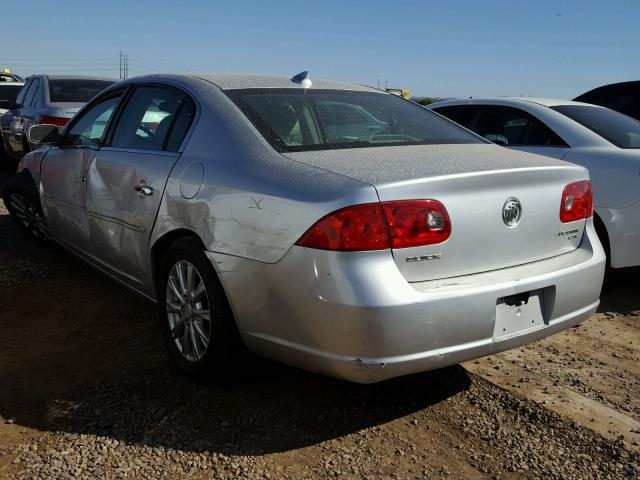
[284,144,589,282]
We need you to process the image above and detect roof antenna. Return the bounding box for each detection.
[291,71,312,88]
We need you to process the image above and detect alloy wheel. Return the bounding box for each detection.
[8,193,50,241]
[165,260,212,362]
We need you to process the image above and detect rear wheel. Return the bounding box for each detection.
[2,178,51,243]
[158,238,246,381]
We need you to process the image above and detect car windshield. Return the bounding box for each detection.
[48,79,114,103]
[551,104,640,149]
[0,84,22,102]
[226,89,483,152]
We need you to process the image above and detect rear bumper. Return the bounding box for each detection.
[207,219,605,383]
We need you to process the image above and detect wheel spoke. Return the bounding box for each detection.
[176,262,188,295]
[192,320,209,347]
[168,276,186,304]
[193,308,210,321]
[186,263,195,294]
[181,324,192,355]
[190,324,201,359]
[166,301,182,314]
[192,279,206,301]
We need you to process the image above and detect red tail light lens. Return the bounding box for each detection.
[39,116,69,127]
[296,200,451,251]
[382,200,451,248]
[560,181,593,223]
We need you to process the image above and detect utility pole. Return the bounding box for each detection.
[119,52,129,79]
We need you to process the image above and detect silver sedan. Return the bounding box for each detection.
[428,97,640,269]
[2,73,605,383]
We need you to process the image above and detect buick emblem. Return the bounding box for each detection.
[502,197,522,227]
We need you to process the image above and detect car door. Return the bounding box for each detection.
[40,90,125,254]
[1,79,33,159]
[85,84,195,292]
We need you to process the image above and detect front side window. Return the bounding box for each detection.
[66,94,121,146]
[48,79,114,103]
[226,89,482,152]
[552,104,640,149]
[110,86,194,152]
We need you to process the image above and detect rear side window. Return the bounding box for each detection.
[24,78,40,108]
[552,104,640,149]
[48,79,114,103]
[226,89,483,152]
[431,105,477,128]
[110,86,194,152]
[438,105,567,147]
[15,80,34,108]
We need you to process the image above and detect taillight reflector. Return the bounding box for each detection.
[296,200,451,251]
[560,181,593,223]
[39,116,69,128]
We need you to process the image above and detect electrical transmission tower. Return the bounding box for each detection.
[119,52,129,79]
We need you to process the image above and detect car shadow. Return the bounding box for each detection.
[0,226,471,456]
[597,267,640,316]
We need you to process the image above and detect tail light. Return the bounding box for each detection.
[296,200,451,251]
[39,116,69,128]
[560,181,593,223]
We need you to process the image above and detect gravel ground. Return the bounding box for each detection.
[0,167,639,479]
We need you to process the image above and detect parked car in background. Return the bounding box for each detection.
[0,75,114,163]
[3,73,604,383]
[0,81,24,116]
[0,80,24,164]
[574,81,640,121]
[429,97,640,269]
[0,68,24,83]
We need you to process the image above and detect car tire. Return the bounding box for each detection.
[158,237,247,382]
[2,176,51,243]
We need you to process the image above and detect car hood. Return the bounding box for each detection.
[282,143,575,186]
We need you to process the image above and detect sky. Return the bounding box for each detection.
[2,0,638,99]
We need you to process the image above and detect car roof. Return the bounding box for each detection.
[430,97,599,109]
[29,74,117,82]
[160,72,380,92]
[120,73,378,95]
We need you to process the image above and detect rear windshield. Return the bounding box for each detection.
[0,84,22,102]
[551,104,640,149]
[48,79,114,103]
[226,89,483,152]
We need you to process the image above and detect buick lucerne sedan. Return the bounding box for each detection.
[2,73,605,383]
[429,97,640,270]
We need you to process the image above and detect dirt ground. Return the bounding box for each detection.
[0,166,638,479]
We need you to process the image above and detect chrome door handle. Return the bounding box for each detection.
[135,184,154,196]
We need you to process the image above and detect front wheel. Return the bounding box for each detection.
[158,238,246,381]
[2,178,51,243]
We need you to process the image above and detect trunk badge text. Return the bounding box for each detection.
[502,197,523,227]
[405,253,442,263]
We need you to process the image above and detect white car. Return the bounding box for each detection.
[429,98,640,269]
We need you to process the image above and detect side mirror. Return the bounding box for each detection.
[28,124,62,145]
[0,99,13,110]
